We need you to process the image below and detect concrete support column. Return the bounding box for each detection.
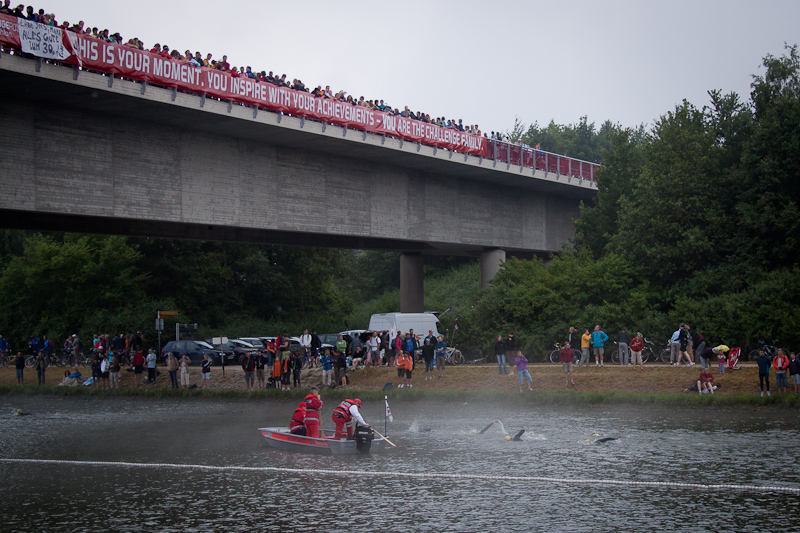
[481,248,506,289]
[400,253,424,313]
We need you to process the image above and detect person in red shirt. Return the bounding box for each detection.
[331,398,367,440]
[630,332,645,374]
[303,387,324,438]
[560,342,575,386]
[132,349,145,384]
[697,368,714,394]
[773,349,790,393]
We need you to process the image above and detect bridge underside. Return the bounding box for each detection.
[0,54,590,310]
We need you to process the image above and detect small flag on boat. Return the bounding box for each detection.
[385,396,393,422]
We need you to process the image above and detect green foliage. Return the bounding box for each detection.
[522,116,619,162]
[0,234,146,344]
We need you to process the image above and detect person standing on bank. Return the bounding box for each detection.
[618,328,630,366]
[757,349,771,397]
[166,352,179,388]
[494,335,507,374]
[435,336,447,380]
[146,348,157,384]
[580,329,591,367]
[505,332,516,373]
[592,325,608,367]
[179,354,190,388]
[630,332,644,373]
[561,342,575,386]
[35,350,46,385]
[568,327,580,365]
[515,350,533,392]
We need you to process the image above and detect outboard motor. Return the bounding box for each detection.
[354,425,375,454]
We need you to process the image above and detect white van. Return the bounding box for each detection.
[368,313,441,338]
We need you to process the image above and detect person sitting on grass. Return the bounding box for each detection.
[697,368,714,394]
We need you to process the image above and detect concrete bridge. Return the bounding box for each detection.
[0,52,597,311]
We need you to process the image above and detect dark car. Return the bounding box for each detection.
[161,340,222,364]
[204,338,258,363]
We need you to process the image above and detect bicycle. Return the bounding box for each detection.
[748,339,780,362]
[445,347,464,365]
[548,342,581,364]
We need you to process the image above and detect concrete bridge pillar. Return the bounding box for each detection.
[400,253,424,313]
[481,248,506,289]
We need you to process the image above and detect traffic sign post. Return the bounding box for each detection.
[212,336,228,377]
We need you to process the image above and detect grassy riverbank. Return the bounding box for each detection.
[1,362,797,406]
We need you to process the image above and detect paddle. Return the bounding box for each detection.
[371,428,397,448]
[478,421,496,434]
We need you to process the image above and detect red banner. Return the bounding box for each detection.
[0,15,487,156]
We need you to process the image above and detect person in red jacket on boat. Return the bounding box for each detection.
[289,402,307,435]
[303,386,324,438]
[331,398,368,440]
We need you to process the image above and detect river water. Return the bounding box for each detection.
[1,395,798,532]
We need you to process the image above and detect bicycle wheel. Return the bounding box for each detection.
[610,350,620,365]
[25,356,35,368]
[548,349,560,364]
[659,349,671,363]
[79,355,91,367]
[0,356,8,368]
[748,350,760,362]
[449,349,464,365]
[641,348,652,364]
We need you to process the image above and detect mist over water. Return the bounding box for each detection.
[1,396,798,532]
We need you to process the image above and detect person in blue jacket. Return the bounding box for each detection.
[591,325,609,367]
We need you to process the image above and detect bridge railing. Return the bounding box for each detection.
[0,14,599,180]
[486,140,599,180]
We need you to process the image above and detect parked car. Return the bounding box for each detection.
[161,340,222,364]
[204,338,258,363]
[319,333,352,352]
[238,337,266,350]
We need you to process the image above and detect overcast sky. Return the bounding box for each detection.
[40,0,800,135]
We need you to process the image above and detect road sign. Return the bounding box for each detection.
[159,311,179,317]
[155,318,164,331]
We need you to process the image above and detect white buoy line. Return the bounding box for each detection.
[2,457,798,495]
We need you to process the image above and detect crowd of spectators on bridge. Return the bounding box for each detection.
[1,3,492,139]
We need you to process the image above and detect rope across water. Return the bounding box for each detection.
[2,457,798,495]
